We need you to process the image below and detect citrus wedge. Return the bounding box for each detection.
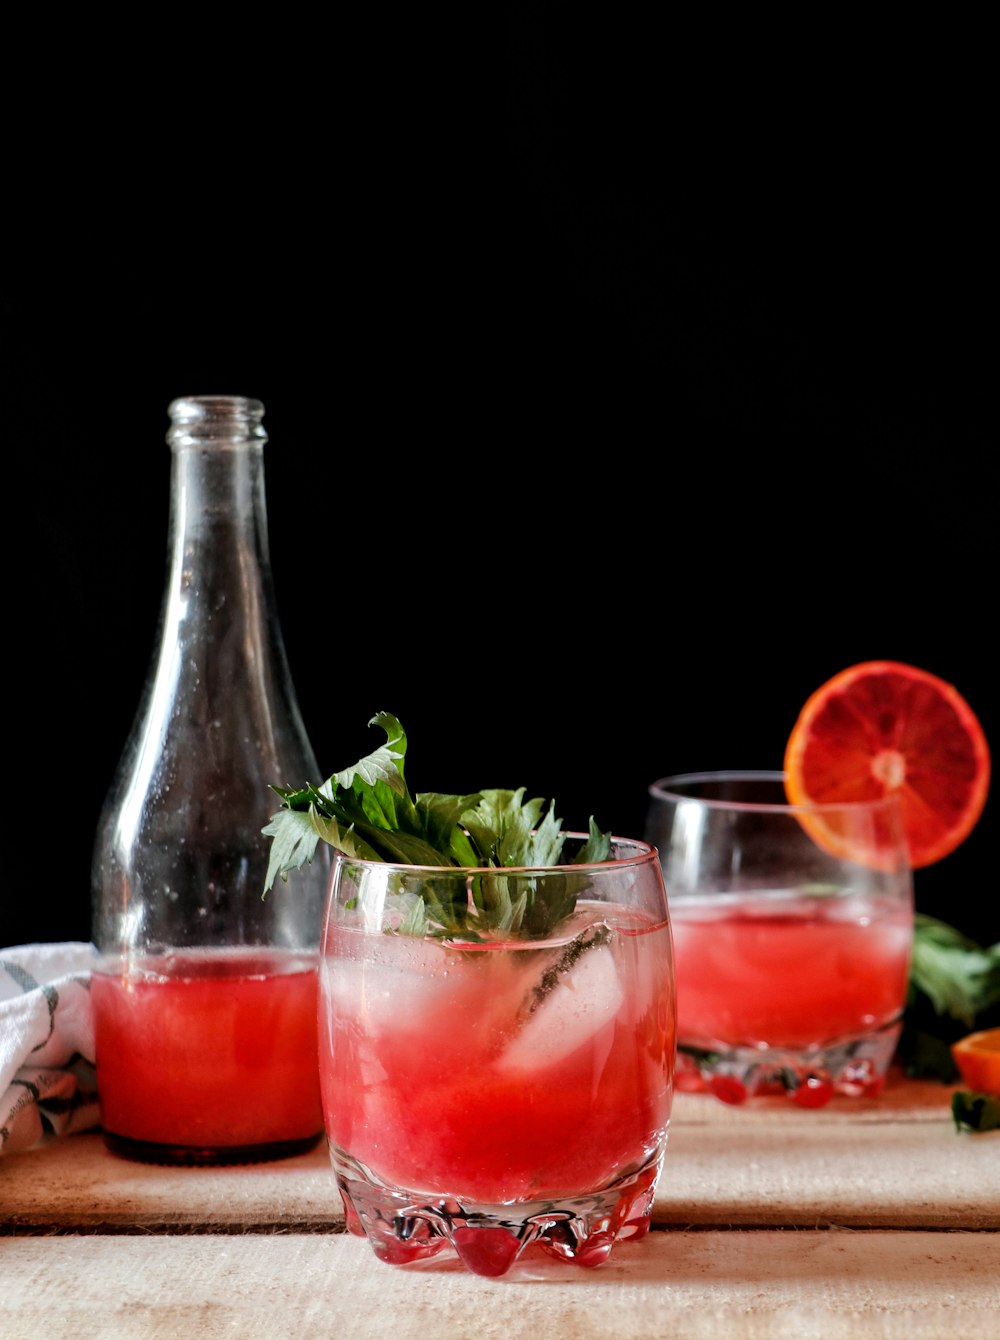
[951,1027,1000,1096]
[784,661,990,869]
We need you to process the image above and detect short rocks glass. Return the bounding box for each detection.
[318,837,676,1277]
[645,772,913,1107]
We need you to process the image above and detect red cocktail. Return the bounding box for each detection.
[645,772,914,1105]
[671,893,912,1048]
[319,840,676,1276]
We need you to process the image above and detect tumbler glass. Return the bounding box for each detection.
[318,836,676,1276]
[645,772,913,1106]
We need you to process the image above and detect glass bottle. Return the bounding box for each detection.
[91,395,329,1166]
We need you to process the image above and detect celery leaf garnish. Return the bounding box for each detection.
[262,711,612,939]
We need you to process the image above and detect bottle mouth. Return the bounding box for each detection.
[167,395,267,449]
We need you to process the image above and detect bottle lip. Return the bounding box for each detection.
[167,395,267,449]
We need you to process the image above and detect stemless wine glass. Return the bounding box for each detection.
[645,772,914,1107]
[318,836,676,1278]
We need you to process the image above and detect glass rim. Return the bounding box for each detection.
[648,770,903,818]
[328,832,660,877]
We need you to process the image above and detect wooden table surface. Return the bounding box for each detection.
[2,1073,998,1339]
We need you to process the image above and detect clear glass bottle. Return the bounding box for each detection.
[91,395,329,1166]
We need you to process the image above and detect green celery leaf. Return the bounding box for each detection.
[576,816,613,864]
[360,828,456,866]
[309,811,382,862]
[460,788,543,865]
[260,712,614,938]
[416,791,485,855]
[398,896,430,936]
[521,801,566,868]
[262,810,320,890]
[326,711,408,794]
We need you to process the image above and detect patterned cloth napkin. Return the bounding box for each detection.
[0,942,99,1155]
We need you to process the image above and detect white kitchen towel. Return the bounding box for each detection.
[0,942,99,1155]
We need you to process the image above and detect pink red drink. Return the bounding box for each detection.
[670,892,912,1049]
[645,773,914,1105]
[92,948,322,1163]
[319,851,676,1277]
[322,904,673,1202]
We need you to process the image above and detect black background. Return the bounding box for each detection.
[4,10,995,948]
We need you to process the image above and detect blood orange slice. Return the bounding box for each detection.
[784,661,990,869]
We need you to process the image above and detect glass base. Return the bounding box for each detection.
[101,1129,323,1167]
[675,1019,902,1107]
[332,1147,665,1277]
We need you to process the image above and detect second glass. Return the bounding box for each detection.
[645,772,914,1106]
[319,837,676,1277]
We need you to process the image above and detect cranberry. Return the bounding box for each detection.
[709,1074,748,1105]
[792,1075,834,1108]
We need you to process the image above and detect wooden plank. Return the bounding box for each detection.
[0,1134,342,1231]
[4,1076,997,1232]
[660,1115,1000,1228]
[2,1230,998,1340]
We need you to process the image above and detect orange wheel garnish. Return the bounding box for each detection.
[951,1027,1000,1096]
[784,661,990,869]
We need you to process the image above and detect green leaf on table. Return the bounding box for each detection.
[899,915,1000,1082]
[951,1091,1000,1133]
[909,914,1000,1028]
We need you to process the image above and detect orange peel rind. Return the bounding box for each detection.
[951,1027,1000,1096]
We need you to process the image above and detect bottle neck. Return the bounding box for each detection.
[163,396,273,632]
[151,401,288,719]
[168,439,270,584]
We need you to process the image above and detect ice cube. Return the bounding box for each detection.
[495,943,624,1074]
[321,936,456,1033]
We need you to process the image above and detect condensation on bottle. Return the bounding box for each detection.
[90,395,329,1165]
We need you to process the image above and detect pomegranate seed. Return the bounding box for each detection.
[793,1075,834,1108]
[709,1075,748,1105]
